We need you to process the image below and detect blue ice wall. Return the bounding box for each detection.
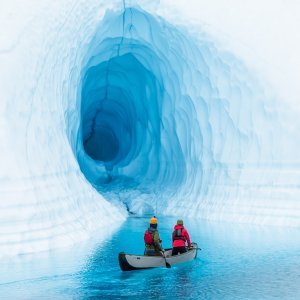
[0,1,300,258]
[68,7,293,221]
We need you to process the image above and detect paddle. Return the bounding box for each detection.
[192,247,202,251]
[189,244,202,251]
[161,251,171,268]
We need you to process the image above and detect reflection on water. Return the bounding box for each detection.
[0,217,300,299]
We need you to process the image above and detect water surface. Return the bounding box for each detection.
[0,217,299,299]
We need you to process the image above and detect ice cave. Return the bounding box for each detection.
[0,0,300,298]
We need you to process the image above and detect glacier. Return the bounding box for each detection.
[0,0,300,257]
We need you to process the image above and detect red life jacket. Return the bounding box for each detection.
[144,230,154,245]
[172,224,191,248]
[173,228,186,242]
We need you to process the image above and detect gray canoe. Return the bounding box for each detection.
[119,242,198,271]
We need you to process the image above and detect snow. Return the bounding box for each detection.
[0,0,299,257]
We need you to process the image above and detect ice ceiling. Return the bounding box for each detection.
[0,0,299,257]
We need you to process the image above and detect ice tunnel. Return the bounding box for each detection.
[0,0,300,257]
[74,6,296,218]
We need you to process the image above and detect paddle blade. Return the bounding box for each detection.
[161,251,171,268]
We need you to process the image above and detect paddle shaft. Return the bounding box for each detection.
[161,251,171,268]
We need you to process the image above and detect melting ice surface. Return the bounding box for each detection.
[0,0,300,258]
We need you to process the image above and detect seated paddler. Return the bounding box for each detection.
[172,219,192,255]
[144,216,164,256]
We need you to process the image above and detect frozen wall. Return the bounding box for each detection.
[0,0,127,257]
[0,0,300,256]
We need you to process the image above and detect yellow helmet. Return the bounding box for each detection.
[177,219,183,225]
[149,217,158,225]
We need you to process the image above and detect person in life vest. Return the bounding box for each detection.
[144,216,164,256]
[172,219,192,255]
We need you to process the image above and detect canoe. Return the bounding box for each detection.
[118,242,198,271]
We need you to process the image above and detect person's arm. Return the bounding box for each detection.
[153,231,163,251]
[184,229,191,247]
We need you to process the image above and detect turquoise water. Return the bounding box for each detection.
[0,217,300,299]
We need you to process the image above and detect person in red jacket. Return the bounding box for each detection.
[172,219,192,255]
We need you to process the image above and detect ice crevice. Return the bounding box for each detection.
[0,0,300,257]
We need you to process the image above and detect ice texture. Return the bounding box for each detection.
[77,6,300,225]
[0,0,300,257]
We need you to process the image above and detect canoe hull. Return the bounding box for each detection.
[119,243,198,271]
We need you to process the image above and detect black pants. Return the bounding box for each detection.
[172,246,187,256]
